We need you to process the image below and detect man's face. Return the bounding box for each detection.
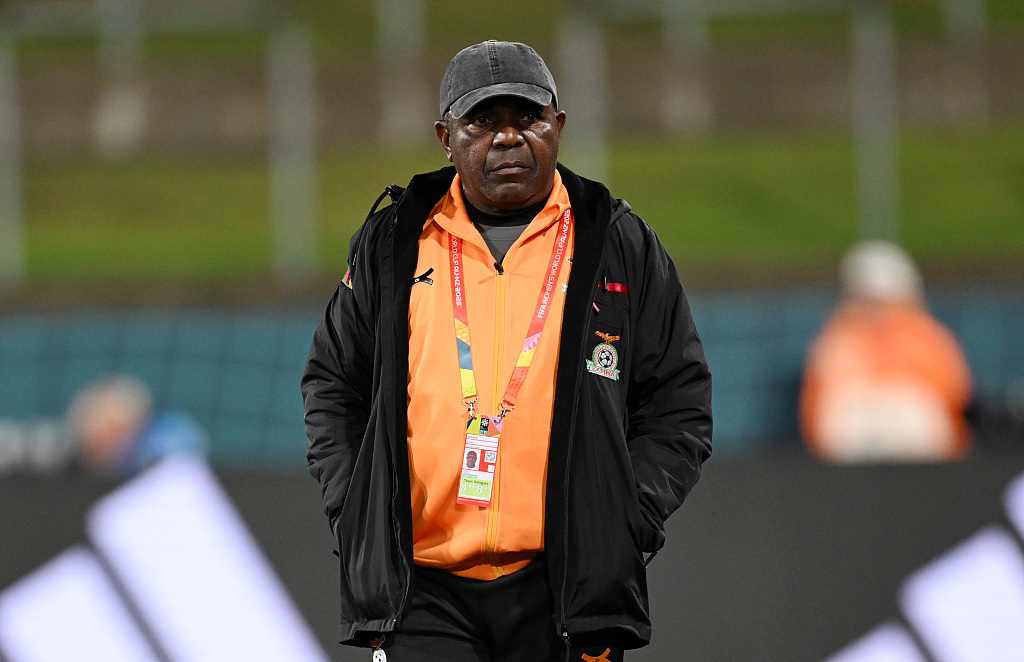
[435,96,566,215]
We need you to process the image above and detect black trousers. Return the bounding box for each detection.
[375,557,624,662]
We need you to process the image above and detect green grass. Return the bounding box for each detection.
[607,133,859,280]
[901,128,1024,265]
[18,123,1024,299]
[24,157,272,285]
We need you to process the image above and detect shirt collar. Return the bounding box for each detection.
[428,171,570,244]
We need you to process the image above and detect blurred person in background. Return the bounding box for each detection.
[303,40,712,662]
[65,374,207,476]
[800,240,973,463]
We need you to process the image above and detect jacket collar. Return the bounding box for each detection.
[386,163,612,305]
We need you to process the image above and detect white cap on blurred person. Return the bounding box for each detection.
[840,240,924,303]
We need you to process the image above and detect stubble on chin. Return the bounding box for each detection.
[478,174,544,210]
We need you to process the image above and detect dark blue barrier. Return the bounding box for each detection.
[1,286,1022,466]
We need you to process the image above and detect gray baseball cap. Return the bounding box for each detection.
[439,40,558,119]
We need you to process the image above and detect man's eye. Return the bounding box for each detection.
[471,116,489,126]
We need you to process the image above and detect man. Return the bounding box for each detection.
[800,240,972,462]
[303,40,712,662]
[66,374,207,476]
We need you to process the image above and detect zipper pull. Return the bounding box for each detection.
[494,261,504,275]
[413,268,434,285]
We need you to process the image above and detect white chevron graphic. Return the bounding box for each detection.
[825,473,1024,662]
[0,458,330,662]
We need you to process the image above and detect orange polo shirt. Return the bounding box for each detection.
[407,173,573,580]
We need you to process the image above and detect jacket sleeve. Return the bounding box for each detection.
[625,217,713,553]
[302,225,379,531]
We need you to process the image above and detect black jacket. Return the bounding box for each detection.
[303,164,712,650]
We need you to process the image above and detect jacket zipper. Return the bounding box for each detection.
[485,260,506,576]
[560,384,583,648]
[560,276,597,647]
[384,209,411,631]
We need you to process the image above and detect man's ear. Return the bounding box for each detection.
[434,120,454,163]
[554,110,567,138]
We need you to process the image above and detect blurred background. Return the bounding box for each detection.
[1,0,1023,660]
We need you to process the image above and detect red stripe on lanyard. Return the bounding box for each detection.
[450,233,469,326]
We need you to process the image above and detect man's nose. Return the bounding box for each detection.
[492,123,525,147]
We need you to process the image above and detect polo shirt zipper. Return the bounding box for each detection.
[485,260,506,576]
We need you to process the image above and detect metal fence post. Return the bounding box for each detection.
[94,0,148,157]
[268,25,319,283]
[943,0,989,121]
[376,0,429,146]
[662,0,712,135]
[557,11,610,184]
[0,29,24,290]
[851,3,900,242]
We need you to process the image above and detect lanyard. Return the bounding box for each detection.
[449,208,572,419]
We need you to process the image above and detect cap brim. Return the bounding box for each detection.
[448,82,553,118]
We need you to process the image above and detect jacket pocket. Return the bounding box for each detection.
[332,433,404,628]
[584,292,629,387]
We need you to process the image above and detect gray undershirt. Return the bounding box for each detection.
[475,222,530,265]
[464,195,546,267]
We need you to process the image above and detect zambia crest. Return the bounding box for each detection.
[586,331,621,380]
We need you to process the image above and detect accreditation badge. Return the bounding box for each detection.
[457,415,502,507]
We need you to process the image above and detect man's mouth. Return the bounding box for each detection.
[490,161,531,176]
